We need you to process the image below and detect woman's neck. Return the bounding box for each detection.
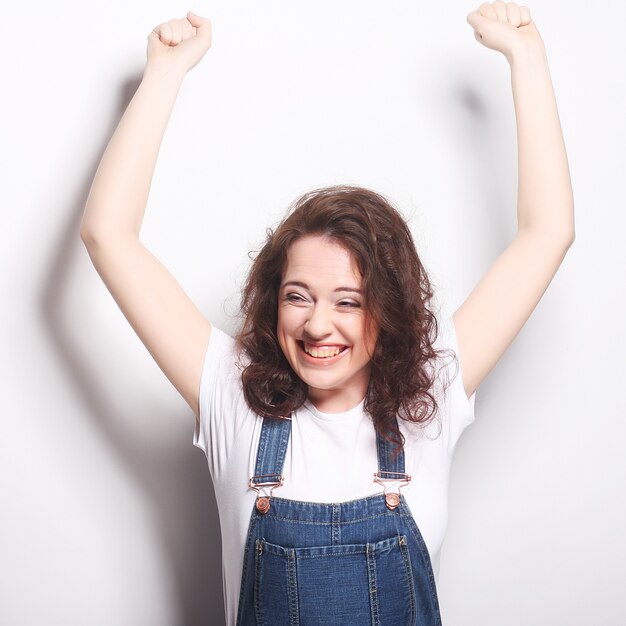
[307,385,367,414]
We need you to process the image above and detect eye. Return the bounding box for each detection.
[285,292,307,303]
[338,300,361,308]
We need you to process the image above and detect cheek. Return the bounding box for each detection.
[277,307,297,352]
[278,305,307,333]
[276,309,287,349]
[277,307,289,335]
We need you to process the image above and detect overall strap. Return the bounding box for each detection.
[375,422,407,478]
[374,419,412,510]
[249,417,291,513]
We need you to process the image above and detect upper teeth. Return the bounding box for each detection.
[304,343,344,358]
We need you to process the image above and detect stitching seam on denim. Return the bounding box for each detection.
[399,535,417,624]
[332,504,340,545]
[259,511,397,525]
[366,542,380,626]
[403,511,442,622]
[235,514,258,625]
[287,548,299,626]
[269,493,389,507]
[254,539,263,625]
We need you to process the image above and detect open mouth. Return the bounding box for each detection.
[298,341,349,360]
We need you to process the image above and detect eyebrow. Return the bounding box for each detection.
[281,280,363,294]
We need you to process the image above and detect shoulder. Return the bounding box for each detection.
[205,325,238,358]
[194,325,259,464]
[427,316,462,394]
[201,326,248,378]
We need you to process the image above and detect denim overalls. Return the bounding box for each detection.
[236,415,443,626]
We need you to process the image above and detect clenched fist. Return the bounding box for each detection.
[146,11,212,76]
[467,2,544,61]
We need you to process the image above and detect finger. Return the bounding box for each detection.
[169,19,183,45]
[157,23,173,46]
[478,2,497,19]
[181,19,194,39]
[506,2,521,27]
[467,10,493,33]
[147,30,163,46]
[466,10,486,33]
[186,11,212,46]
[519,5,532,26]
[492,0,508,21]
[187,11,211,30]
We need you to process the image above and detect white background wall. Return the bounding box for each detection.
[2,1,625,624]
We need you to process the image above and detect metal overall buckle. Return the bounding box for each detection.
[248,474,285,514]
[373,470,412,510]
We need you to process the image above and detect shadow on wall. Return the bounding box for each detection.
[438,54,517,249]
[40,74,225,626]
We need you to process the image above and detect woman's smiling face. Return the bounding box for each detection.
[277,235,378,413]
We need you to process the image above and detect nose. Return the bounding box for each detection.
[303,302,333,340]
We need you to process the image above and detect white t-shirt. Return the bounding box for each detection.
[193,315,477,625]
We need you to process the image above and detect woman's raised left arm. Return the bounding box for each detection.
[453,2,575,399]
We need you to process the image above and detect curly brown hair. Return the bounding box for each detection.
[235,185,457,451]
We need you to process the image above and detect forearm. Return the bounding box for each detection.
[80,66,185,240]
[509,43,575,242]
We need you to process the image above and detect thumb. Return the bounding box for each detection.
[187,10,210,29]
[466,9,515,52]
[466,10,491,36]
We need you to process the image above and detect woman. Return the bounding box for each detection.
[80,4,574,625]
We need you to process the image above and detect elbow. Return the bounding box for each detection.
[79,226,92,246]
[546,223,576,250]
[560,233,575,252]
[79,211,96,245]
[80,224,100,248]
[551,218,576,249]
[522,226,576,249]
[569,232,576,247]
[79,217,138,248]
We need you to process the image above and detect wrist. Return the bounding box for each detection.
[507,40,548,68]
[142,62,186,86]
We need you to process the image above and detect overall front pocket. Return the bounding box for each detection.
[253,535,416,626]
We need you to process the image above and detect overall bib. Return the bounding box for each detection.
[236,416,443,626]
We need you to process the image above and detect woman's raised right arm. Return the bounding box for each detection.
[80,12,213,419]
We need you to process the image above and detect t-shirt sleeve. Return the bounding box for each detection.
[192,326,254,480]
[434,315,477,456]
